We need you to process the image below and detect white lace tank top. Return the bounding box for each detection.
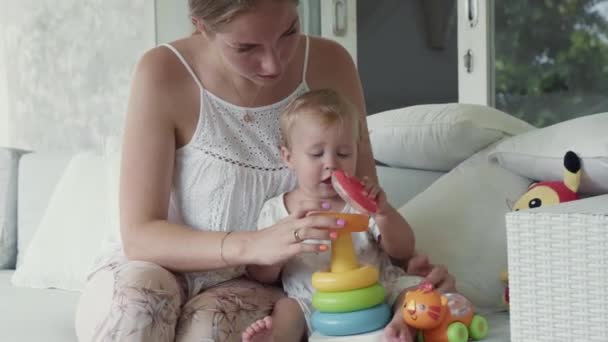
[165,39,309,234]
[94,38,309,295]
[165,39,310,294]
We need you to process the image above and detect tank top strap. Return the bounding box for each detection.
[161,43,204,91]
[301,35,310,84]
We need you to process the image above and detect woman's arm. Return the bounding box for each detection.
[308,38,411,256]
[119,47,256,272]
[307,38,378,183]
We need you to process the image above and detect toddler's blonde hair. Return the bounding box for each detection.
[280,89,361,148]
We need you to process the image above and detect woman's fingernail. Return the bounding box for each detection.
[337,219,345,226]
[322,202,331,209]
[319,245,328,251]
[330,232,338,239]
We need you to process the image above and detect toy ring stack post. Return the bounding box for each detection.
[309,171,391,336]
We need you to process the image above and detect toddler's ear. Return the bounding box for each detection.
[280,145,294,168]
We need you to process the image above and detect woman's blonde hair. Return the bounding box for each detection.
[280,89,361,148]
[189,0,299,32]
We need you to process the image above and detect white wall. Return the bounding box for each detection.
[0,0,156,152]
[0,29,9,147]
[0,0,317,151]
[155,0,192,44]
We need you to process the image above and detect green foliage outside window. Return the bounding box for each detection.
[495,0,608,127]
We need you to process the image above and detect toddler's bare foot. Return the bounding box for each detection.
[384,310,414,342]
[242,316,273,342]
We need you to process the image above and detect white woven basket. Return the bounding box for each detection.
[506,197,608,342]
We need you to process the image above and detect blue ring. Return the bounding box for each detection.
[311,303,391,336]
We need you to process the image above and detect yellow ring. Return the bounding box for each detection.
[312,265,379,292]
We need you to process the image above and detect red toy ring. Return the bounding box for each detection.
[331,170,378,214]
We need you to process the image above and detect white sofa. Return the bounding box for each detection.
[0,148,516,342]
[1,151,79,342]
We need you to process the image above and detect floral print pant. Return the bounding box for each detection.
[75,260,285,342]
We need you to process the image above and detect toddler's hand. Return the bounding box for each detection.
[406,254,456,293]
[361,176,389,216]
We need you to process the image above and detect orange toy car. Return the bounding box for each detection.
[402,282,488,342]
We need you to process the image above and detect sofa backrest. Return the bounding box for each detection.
[16,152,72,268]
[8,151,446,271]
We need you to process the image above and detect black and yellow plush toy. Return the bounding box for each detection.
[502,150,582,308]
[512,151,581,211]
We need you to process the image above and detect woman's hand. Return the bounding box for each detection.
[406,254,456,293]
[250,200,345,266]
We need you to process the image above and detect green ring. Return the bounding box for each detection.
[312,283,385,313]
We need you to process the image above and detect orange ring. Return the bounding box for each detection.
[307,212,369,233]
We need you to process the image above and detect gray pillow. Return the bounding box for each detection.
[0,148,23,269]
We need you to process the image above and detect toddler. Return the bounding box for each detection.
[243,89,421,342]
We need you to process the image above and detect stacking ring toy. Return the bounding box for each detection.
[312,265,379,292]
[311,303,391,336]
[312,283,385,313]
[310,171,390,337]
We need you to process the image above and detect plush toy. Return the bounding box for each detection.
[501,150,582,308]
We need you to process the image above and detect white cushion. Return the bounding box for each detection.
[367,103,535,171]
[98,137,122,260]
[489,113,608,195]
[11,152,109,291]
[376,166,445,208]
[398,143,531,309]
[16,153,73,267]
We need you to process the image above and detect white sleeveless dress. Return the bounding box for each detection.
[95,38,310,297]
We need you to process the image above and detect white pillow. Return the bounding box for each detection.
[398,143,531,309]
[489,113,608,195]
[368,103,535,171]
[99,137,122,258]
[11,152,110,291]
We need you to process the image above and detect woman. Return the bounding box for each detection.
[75,1,455,341]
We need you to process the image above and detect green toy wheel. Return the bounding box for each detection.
[447,322,468,342]
[469,314,489,340]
